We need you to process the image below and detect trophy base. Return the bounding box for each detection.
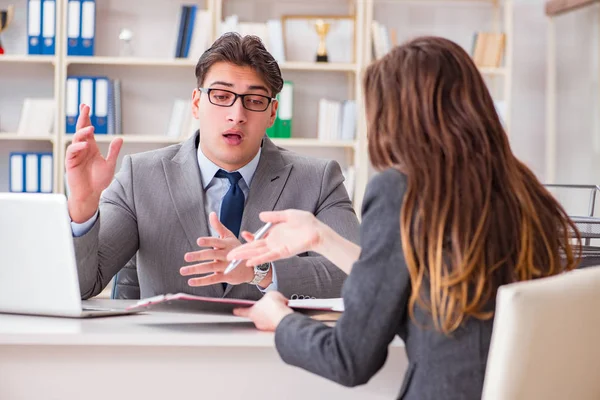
[316,54,328,63]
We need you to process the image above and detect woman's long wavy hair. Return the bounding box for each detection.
[365,36,581,334]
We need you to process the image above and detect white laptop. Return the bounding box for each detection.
[0,192,138,318]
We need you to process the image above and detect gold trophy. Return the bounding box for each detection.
[314,19,331,62]
[0,5,14,55]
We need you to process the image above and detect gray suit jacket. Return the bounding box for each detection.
[74,132,360,300]
[274,169,493,400]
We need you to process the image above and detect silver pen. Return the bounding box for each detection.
[224,222,273,275]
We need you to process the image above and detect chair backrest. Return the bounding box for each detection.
[111,256,140,299]
[482,267,600,400]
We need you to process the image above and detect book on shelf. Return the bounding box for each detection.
[494,100,507,128]
[9,152,53,193]
[16,98,55,136]
[267,81,293,139]
[66,0,96,56]
[66,76,121,135]
[472,32,506,68]
[371,20,393,60]
[317,98,357,142]
[174,5,212,59]
[27,0,56,55]
[166,99,198,140]
[107,79,122,135]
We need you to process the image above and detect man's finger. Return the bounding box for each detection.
[180,261,222,276]
[106,137,123,167]
[75,104,93,131]
[184,248,226,263]
[188,273,224,287]
[240,231,255,242]
[196,236,226,248]
[209,212,233,239]
[66,142,88,159]
[65,143,90,168]
[72,125,95,144]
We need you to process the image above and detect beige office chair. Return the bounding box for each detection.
[482,267,600,400]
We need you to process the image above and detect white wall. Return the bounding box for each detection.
[510,1,599,189]
[512,1,600,216]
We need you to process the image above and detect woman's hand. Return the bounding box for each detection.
[233,292,293,331]
[227,210,325,267]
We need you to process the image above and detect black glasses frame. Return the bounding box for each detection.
[198,87,276,112]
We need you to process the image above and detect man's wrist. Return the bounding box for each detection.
[257,267,273,289]
[68,197,100,223]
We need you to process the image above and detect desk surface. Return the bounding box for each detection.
[0,299,405,349]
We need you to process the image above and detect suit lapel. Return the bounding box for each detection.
[162,132,222,297]
[224,138,292,297]
[240,137,293,235]
[162,132,210,249]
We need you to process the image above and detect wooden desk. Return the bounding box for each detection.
[0,299,408,399]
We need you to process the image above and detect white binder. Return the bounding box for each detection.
[41,0,56,54]
[67,0,81,55]
[27,0,42,54]
[25,154,39,193]
[80,0,95,56]
[94,78,108,133]
[79,78,94,120]
[9,154,24,193]
[40,154,53,193]
[66,77,79,133]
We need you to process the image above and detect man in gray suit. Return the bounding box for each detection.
[66,33,359,301]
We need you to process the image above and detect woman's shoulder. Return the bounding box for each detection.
[367,167,408,193]
[361,168,408,215]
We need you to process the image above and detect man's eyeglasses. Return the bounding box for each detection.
[198,88,276,112]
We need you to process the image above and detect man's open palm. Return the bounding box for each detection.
[65,104,123,221]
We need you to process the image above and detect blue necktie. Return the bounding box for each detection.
[215,169,245,238]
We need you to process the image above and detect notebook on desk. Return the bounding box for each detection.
[127,293,344,321]
[0,193,139,318]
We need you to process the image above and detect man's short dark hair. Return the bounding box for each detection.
[195,32,284,97]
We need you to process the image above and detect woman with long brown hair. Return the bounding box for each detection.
[228,36,581,399]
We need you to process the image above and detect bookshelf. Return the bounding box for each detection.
[364,0,514,132]
[0,0,370,210]
[0,55,56,63]
[359,0,513,185]
[0,0,512,214]
[0,134,54,142]
[0,0,64,194]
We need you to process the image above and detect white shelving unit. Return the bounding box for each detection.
[0,0,370,209]
[215,0,368,209]
[0,0,64,194]
[0,0,512,212]
[0,54,57,63]
[364,0,514,132]
[0,134,54,142]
